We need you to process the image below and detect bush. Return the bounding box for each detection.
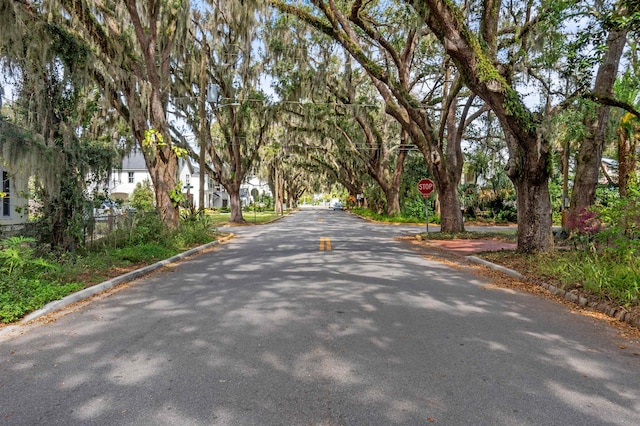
[402,198,427,220]
[0,236,57,279]
[174,209,216,248]
[0,210,219,323]
[539,251,640,306]
[351,207,425,224]
[130,180,155,211]
[545,184,640,306]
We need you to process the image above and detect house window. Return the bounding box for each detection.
[185,174,190,184]
[128,172,134,183]
[2,171,10,217]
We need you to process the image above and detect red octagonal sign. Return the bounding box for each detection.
[417,178,435,197]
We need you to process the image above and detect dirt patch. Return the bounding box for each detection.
[424,239,517,255]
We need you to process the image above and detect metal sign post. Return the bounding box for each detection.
[425,196,429,233]
[417,178,435,234]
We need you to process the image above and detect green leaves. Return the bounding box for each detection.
[0,236,71,323]
[169,180,187,207]
[0,237,56,277]
[0,278,83,323]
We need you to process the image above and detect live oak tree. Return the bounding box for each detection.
[173,0,273,223]
[258,135,312,211]
[269,29,408,215]
[264,21,376,209]
[328,56,408,216]
[407,0,640,251]
[25,0,193,229]
[271,0,489,232]
[0,2,117,250]
[406,0,560,252]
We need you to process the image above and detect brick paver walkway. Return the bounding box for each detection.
[430,239,517,255]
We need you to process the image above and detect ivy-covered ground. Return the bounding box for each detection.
[0,211,221,323]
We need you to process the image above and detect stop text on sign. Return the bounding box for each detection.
[418,178,434,197]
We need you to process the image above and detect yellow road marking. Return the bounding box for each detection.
[319,237,332,251]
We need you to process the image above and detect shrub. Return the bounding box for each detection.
[0,237,82,323]
[173,210,216,248]
[402,198,427,220]
[545,185,640,306]
[0,236,57,278]
[130,210,168,245]
[130,180,155,211]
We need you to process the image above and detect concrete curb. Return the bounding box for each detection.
[467,256,524,279]
[21,235,233,324]
[466,255,640,328]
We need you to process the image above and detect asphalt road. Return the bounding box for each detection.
[1,207,639,425]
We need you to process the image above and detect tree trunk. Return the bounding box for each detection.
[228,184,245,223]
[409,144,464,232]
[618,122,638,198]
[513,178,553,252]
[570,109,608,217]
[515,176,553,246]
[278,176,285,214]
[144,147,180,228]
[409,0,553,251]
[274,167,283,215]
[569,28,627,224]
[385,185,401,216]
[436,177,464,232]
[506,134,553,252]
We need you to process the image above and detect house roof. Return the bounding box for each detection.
[120,150,206,176]
[121,150,147,170]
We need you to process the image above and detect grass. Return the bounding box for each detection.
[350,207,426,224]
[0,279,84,323]
[418,221,638,309]
[0,216,221,324]
[480,248,640,308]
[207,209,283,226]
[49,243,183,289]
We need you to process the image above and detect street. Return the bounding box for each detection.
[1,207,639,425]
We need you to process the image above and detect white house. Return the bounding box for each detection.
[0,164,29,235]
[244,175,272,204]
[105,151,235,210]
[108,151,149,201]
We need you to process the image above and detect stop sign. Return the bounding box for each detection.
[417,178,435,197]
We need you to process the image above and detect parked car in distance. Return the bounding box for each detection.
[94,200,122,218]
[329,199,344,210]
